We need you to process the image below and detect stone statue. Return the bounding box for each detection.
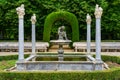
[58,26,68,40]
[94,4,103,18]
[31,14,37,24]
[16,4,25,18]
[86,14,92,24]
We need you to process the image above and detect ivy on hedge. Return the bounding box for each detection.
[43,11,79,42]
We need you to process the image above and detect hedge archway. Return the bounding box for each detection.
[43,11,79,42]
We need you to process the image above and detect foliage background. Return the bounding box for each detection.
[0,0,120,41]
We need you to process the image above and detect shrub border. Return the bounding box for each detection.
[0,68,120,80]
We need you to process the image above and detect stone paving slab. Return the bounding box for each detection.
[0,52,120,56]
[0,52,31,56]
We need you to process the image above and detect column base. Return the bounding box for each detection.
[17,59,24,62]
[96,59,103,62]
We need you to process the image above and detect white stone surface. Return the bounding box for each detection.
[16,61,103,71]
[18,18,24,61]
[95,4,103,61]
[31,14,37,55]
[16,4,25,61]
[96,18,101,61]
[86,14,91,55]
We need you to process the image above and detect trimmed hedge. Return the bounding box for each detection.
[102,55,120,64]
[0,68,120,80]
[0,54,120,80]
[43,11,79,42]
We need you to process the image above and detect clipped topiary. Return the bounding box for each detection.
[43,11,79,42]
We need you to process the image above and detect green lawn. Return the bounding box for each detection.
[0,60,16,70]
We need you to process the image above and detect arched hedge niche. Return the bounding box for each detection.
[43,11,79,42]
[51,19,72,40]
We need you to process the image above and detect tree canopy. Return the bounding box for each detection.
[0,0,120,41]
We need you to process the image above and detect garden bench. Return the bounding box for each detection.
[73,42,120,52]
[0,42,49,52]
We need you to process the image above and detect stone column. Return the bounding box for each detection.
[31,14,37,55]
[16,4,25,61]
[86,14,92,55]
[94,4,103,61]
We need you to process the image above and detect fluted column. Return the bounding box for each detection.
[31,14,37,55]
[94,4,103,61]
[16,4,25,61]
[86,14,92,55]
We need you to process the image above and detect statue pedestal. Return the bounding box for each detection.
[50,40,72,61]
[57,44,64,61]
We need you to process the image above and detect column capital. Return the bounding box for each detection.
[94,4,103,19]
[16,4,25,19]
[86,14,92,24]
[31,14,37,24]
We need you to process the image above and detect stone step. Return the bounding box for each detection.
[50,45,71,49]
[49,44,73,52]
[48,49,74,52]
